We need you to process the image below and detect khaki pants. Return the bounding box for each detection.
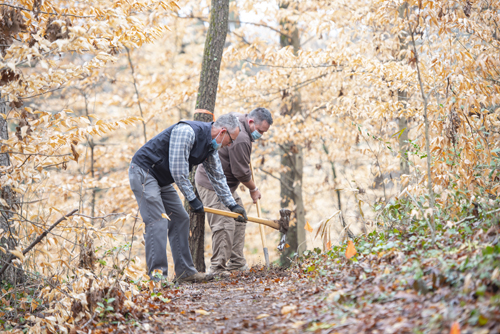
[196,183,247,272]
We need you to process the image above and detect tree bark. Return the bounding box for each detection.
[279,3,306,267]
[196,0,229,112]
[398,3,410,181]
[322,142,354,239]
[187,0,230,273]
[0,94,25,284]
[83,93,96,220]
[398,92,410,177]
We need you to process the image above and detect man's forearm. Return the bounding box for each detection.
[241,180,257,191]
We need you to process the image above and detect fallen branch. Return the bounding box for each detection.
[454,208,500,226]
[74,213,139,220]
[0,209,78,277]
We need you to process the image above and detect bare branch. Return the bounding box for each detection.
[409,23,436,244]
[125,47,147,144]
[175,14,292,39]
[0,209,78,278]
[3,152,71,157]
[0,3,94,18]
[244,59,342,69]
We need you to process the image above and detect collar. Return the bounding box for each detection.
[239,114,254,143]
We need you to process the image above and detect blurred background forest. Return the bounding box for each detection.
[0,0,499,330]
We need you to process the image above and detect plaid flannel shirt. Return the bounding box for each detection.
[169,123,236,208]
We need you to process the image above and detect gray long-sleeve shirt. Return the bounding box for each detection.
[169,123,236,208]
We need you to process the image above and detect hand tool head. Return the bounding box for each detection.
[277,234,287,251]
[274,209,291,234]
[275,209,291,251]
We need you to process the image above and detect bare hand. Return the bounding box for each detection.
[250,189,262,203]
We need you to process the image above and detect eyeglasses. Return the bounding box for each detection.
[227,131,235,145]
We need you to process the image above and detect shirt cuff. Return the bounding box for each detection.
[225,198,237,208]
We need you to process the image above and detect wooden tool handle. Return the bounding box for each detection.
[250,160,268,249]
[204,207,280,230]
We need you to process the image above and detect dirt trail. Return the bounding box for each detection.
[85,248,500,334]
[141,267,313,333]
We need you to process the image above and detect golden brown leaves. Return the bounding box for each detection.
[70,144,79,162]
[9,248,24,261]
[304,221,313,232]
[450,322,460,334]
[281,304,297,315]
[345,240,357,259]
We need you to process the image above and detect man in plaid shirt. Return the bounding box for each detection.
[129,113,247,283]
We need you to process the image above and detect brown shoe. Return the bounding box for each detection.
[177,272,214,284]
[211,270,231,278]
[228,265,249,272]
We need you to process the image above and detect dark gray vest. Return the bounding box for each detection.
[132,121,213,186]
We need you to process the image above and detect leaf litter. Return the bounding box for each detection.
[2,217,500,333]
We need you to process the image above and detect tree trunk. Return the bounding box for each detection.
[398,92,409,177]
[398,3,410,181]
[0,94,24,284]
[83,93,96,220]
[279,4,306,267]
[187,0,230,273]
[195,0,229,112]
[322,142,354,238]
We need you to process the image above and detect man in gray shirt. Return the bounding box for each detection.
[195,108,273,275]
[129,114,248,283]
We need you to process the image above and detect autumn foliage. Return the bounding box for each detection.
[345,240,357,259]
[0,0,499,332]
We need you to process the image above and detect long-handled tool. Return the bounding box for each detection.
[249,160,269,268]
[203,207,290,250]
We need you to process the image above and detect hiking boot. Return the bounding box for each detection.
[208,267,231,277]
[176,272,214,284]
[213,270,231,278]
[228,264,249,272]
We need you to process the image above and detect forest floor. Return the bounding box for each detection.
[3,217,500,333]
[81,220,500,334]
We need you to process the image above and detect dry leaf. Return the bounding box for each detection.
[256,313,270,319]
[281,304,297,315]
[161,213,170,220]
[463,273,472,293]
[345,240,357,259]
[305,221,313,232]
[123,300,136,309]
[292,321,306,328]
[195,309,210,315]
[10,249,24,261]
[450,322,460,334]
[491,268,499,281]
[326,290,345,303]
[70,144,79,162]
[0,198,9,208]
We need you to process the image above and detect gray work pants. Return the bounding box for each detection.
[196,183,247,272]
[129,163,197,280]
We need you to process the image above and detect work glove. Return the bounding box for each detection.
[229,204,248,222]
[189,197,204,213]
